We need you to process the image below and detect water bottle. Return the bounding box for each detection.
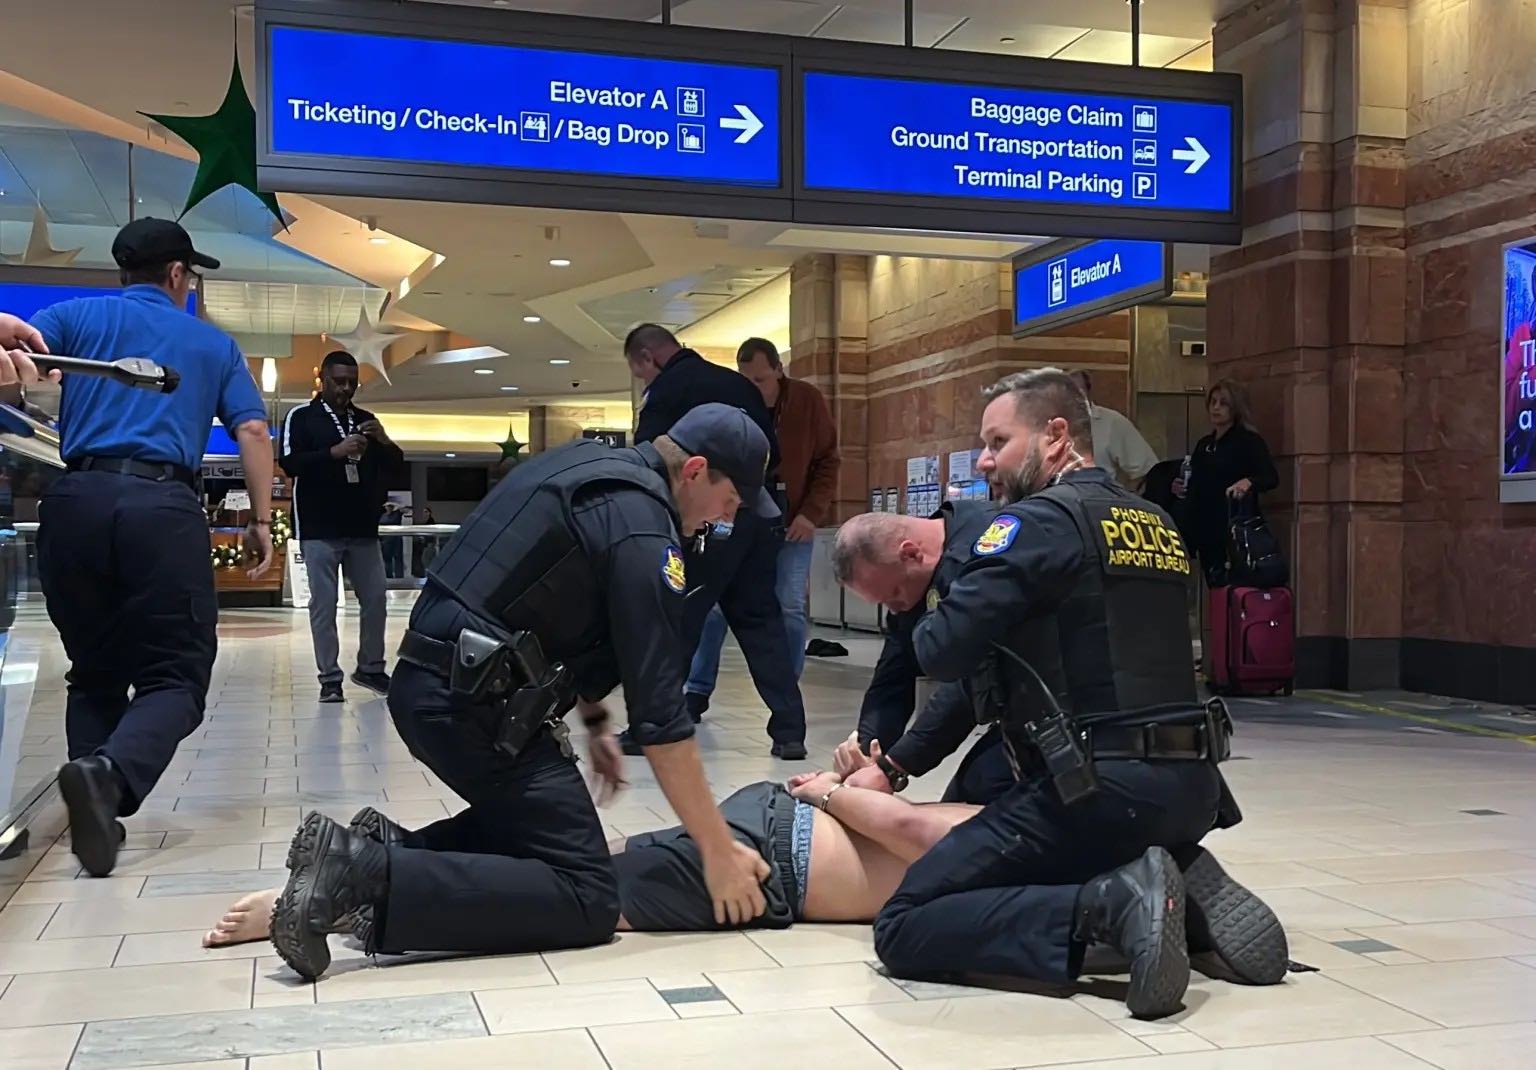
[1179,453,1192,494]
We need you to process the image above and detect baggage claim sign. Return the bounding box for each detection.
[255,1,1242,243]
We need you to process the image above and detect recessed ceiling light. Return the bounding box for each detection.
[369,235,390,245]
[549,358,571,365]
[474,368,494,375]
[500,385,520,392]
[523,315,542,323]
[445,452,457,458]
[548,258,571,267]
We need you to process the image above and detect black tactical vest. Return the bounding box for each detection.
[422,440,677,663]
[994,474,1199,733]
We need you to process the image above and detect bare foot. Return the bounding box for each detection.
[204,888,280,948]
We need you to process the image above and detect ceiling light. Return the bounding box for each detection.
[474,368,494,375]
[369,235,390,245]
[445,452,457,458]
[999,36,1015,44]
[549,358,571,365]
[548,258,571,267]
[500,385,520,392]
[523,315,542,323]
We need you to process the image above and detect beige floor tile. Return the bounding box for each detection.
[114,929,284,967]
[106,845,264,878]
[708,961,907,1013]
[1036,1036,1440,1070]
[1223,860,1359,889]
[745,924,877,966]
[1307,850,1536,883]
[673,999,739,1018]
[314,951,554,1002]
[593,1008,890,1070]
[248,1054,318,1070]
[1349,920,1536,961]
[0,959,252,1027]
[0,936,120,974]
[321,1030,606,1070]
[476,977,675,1033]
[1172,972,1435,1047]
[42,894,243,939]
[253,955,315,1006]
[1272,933,1379,971]
[1487,915,1536,938]
[1142,1033,1219,1054]
[1317,879,1536,924]
[1329,957,1536,1027]
[839,994,1149,1070]
[540,931,777,983]
[1261,887,1399,930]
[0,904,57,942]
[9,877,147,905]
[0,1023,84,1070]
[1383,1021,1536,1069]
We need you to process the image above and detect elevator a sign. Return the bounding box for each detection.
[266,25,781,188]
[1012,239,1171,337]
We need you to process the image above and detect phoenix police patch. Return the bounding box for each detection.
[973,514,1021,556]
[660,544,687,593]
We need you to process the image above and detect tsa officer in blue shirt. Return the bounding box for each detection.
[0,218,275,879]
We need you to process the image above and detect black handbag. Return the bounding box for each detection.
[1226,494,1288,588]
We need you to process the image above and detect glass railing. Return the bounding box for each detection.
[376,524,459,589]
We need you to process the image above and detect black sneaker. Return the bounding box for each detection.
[59,756,123,878]
[771,741,808,760]
[350,670,391,696]
[318,682,344,704]
[684,691,709,723]
[349,806,408,848]
[1174,844,1288,985]
[270,812,389,980]
[1076,847,1189,1020]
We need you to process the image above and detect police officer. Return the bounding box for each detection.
[862,369,1285,1019]
[626,323,807,759]
[0,218,274,879]
[830,503,1019,806]
[269,404,779,981]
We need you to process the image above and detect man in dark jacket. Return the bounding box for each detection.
[279,351,404,703]
[625,323,807,759]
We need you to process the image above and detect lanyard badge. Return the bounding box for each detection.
[323,402,361,483]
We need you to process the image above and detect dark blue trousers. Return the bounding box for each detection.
[685,512,805,745]
[37,471,216,816]
[941,728,1015,805]
[380,662,619,955]
[875,758,1222,982]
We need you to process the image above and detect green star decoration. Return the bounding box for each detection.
[142,55,285,228]
[498,427,527,466]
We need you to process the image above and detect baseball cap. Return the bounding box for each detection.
[667,403,779,519]
[112,218,220,272]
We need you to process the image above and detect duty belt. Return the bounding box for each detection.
[70,455,200,491]
[397,629,466,678]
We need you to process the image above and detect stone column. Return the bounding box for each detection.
[1210,0,1407,688]
[790,253,870,521]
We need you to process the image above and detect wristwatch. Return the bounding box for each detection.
[875,753,909,793]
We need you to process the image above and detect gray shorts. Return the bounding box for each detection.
[613,781,804,932]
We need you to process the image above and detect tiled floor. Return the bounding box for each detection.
[1,607,1534,1069]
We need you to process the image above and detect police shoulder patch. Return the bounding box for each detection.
[925,587,939,611]
[973,514,1021,556]
[660,544,687,593]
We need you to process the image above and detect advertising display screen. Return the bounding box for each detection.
[1502,243,1536,490]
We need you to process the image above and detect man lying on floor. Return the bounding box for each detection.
[208,773,1281,988]
[206,774,979,946]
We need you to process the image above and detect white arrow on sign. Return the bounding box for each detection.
[720,104,764,144]
[1171,136,1211,175]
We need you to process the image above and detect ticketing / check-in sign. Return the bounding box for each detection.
[1013,239,1171,337]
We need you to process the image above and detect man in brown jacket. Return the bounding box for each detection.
[685,338,840,711]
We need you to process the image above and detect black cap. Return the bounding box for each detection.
[111,218,220,272]
[667,403,779,519]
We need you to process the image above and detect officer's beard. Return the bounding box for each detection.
[996,443,1047,504]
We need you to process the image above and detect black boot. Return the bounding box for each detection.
[1174,844,1288,985]
[271,812,388,980]
[1075,847,1189,1020]
[348,806,408,848]
[684,691,709,723]
[59,756,124,878]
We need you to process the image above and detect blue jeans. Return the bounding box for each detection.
[686,536,816,697]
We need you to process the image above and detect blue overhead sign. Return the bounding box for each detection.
[1013,239,1171,337]
[267,26,782,188]
[801,72,1233,216]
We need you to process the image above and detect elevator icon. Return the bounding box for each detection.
[1048,260,1067,307]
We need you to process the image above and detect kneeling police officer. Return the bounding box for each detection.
[869,370,1284,1020]
[271,404,779,980]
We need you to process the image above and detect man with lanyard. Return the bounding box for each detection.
[625,323,807,759]
[864,369,1286,1020]
[828,504,1018,806]
[269,404,779,980]
[0,219,273,878]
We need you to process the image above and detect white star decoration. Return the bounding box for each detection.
[329,304,416,386]
[1,203,83,266]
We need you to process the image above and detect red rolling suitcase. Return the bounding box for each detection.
[1207,585,1294,696]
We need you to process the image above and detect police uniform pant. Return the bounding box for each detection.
[940,728,1015,806]
[378,662,619,955]
[874,758,1222,982]
[684,512,806,745]
[37,471,217,816]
